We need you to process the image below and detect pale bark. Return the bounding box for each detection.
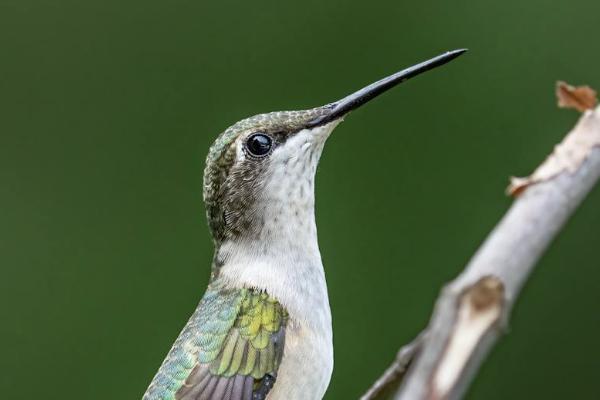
[362,104,600,400]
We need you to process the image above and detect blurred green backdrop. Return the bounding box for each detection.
[1,0,599,398]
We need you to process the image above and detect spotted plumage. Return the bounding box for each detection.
[203,108,329,243]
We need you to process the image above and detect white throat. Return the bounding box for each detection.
[216,122,340,400]
[216,122,339,329]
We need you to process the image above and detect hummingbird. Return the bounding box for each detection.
[142,49,466,400]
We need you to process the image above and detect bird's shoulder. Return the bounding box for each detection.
[143,280,287,400]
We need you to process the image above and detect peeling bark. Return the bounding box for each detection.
[430,277,504,399]
[362,86,600,400]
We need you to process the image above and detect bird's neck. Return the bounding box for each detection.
[214,201,331,332]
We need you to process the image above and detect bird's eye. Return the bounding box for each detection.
[245,133,273,157]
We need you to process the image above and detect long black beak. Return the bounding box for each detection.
[307,49,467,128]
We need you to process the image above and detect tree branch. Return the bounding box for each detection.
[363,90,600,400]
[360,332,427,400]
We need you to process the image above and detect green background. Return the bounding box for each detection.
[2,0,599,398]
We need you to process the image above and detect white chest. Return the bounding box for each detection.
[217,125,336,398]
[267,318,334,400]
[218,239,334,399]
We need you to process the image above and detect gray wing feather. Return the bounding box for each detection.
[176,364,255,400]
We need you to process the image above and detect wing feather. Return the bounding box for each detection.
[143,281,287,400]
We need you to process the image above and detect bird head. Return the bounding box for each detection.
[203,49,467,249]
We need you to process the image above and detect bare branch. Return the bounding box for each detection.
[363,91,600,400]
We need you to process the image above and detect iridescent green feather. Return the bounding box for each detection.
[142,279,287,400]
[209,292,286,380]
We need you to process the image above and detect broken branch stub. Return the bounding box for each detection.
[508,83,600,196]
[556,81,597,112]
[431,277,504,399]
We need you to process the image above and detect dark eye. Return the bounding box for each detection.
[245,133,273,157]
